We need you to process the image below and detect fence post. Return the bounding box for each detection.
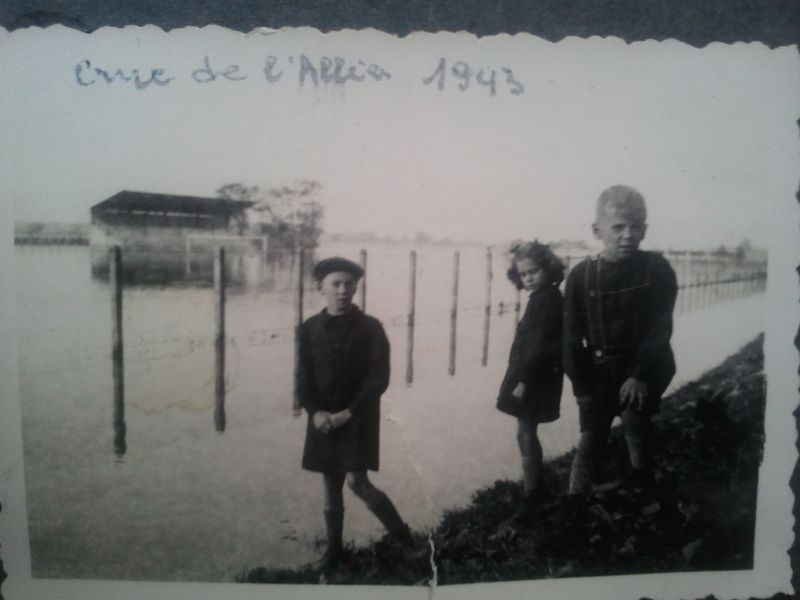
[686,255,693,312]
[668,252,679,315]
[359,248,367,311]
[693,254,706,310]
[109,246,126,456]
[449,251,460,376]
[701,255,708,309]
[680,254,688,315]
[214,247,226,432]
[710,255,718,307]
[185,237,192,277]
[670,252,679,315]
[685,254,693,312]
[696,254,704,311]
[481,247,492,367]
[293,248,305,415]
[405,250,417,386]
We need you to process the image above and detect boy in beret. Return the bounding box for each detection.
[564,186,677,498]
[297,256,413,572]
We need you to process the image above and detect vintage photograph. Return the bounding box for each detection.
[1,25,797,599]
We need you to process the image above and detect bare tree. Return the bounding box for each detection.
[215,180,325,251]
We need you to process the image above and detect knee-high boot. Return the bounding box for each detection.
[367,493,413,546]
[323,509,344,561]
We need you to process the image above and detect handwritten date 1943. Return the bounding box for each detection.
[423,58,524,97]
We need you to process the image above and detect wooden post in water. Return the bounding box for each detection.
[481,247,492,367]
[685,255,692,312]
[292,247,305,414]
[359,248,367,311]
[448,251,460,376]
[213,247,226,432]
[405,250,417,386]
[110,246,126,456]
[681,254,689,315]
[680,254,688,315]
[184,237,192,277]
[701,255,708,309]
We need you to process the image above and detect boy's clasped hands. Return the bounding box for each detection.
[312,409,353,435]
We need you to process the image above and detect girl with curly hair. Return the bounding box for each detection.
[496,241,566,502]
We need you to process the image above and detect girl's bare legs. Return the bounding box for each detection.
[517,418,543,496]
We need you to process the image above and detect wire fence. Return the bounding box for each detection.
[15,243,767,454]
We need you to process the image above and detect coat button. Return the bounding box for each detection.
[594,349,603,358]
[588,290,596,298]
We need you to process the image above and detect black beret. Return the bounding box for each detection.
[312,257,364,282]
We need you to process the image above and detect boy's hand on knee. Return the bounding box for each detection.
[328,409,352,430]
[313,410,332,433]
[620,377,648,410]
[511,382,526,399]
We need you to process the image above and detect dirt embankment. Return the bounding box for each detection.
[239,335,766,586]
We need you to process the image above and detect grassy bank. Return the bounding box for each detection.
[239,335,765,585]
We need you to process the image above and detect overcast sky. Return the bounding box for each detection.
[2,28,798,251]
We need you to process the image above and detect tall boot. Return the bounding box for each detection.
[367,493,414,546]
[322,509,344,568]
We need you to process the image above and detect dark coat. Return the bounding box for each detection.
[297,307,390,473]
[496,285,563,422]
[563,251,677,403]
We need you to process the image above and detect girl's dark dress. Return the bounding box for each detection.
[496,285,563,422]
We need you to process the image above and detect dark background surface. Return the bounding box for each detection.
[1,1,799,599]
[0,0,798,46]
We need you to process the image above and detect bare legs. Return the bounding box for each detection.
[517,418,543,496]
[568,408,652,497]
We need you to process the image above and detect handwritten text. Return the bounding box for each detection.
[73,55,525,98]
[423,58,524,96]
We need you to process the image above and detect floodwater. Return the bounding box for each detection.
[13,243,765,582]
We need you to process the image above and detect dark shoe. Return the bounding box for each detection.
[320,546,343,569]
[388,523,416,548]
[509,488,553,521]
[317,545,345,583]
[566,492,590,512]
[319,509,344,577]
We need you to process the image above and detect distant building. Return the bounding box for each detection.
[14,222,90,245]
[90,191,267,285]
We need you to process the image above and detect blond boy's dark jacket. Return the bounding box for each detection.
[297,307,389,472]
[563,251,678,400]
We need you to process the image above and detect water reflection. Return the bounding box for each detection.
[113,399,126,457]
